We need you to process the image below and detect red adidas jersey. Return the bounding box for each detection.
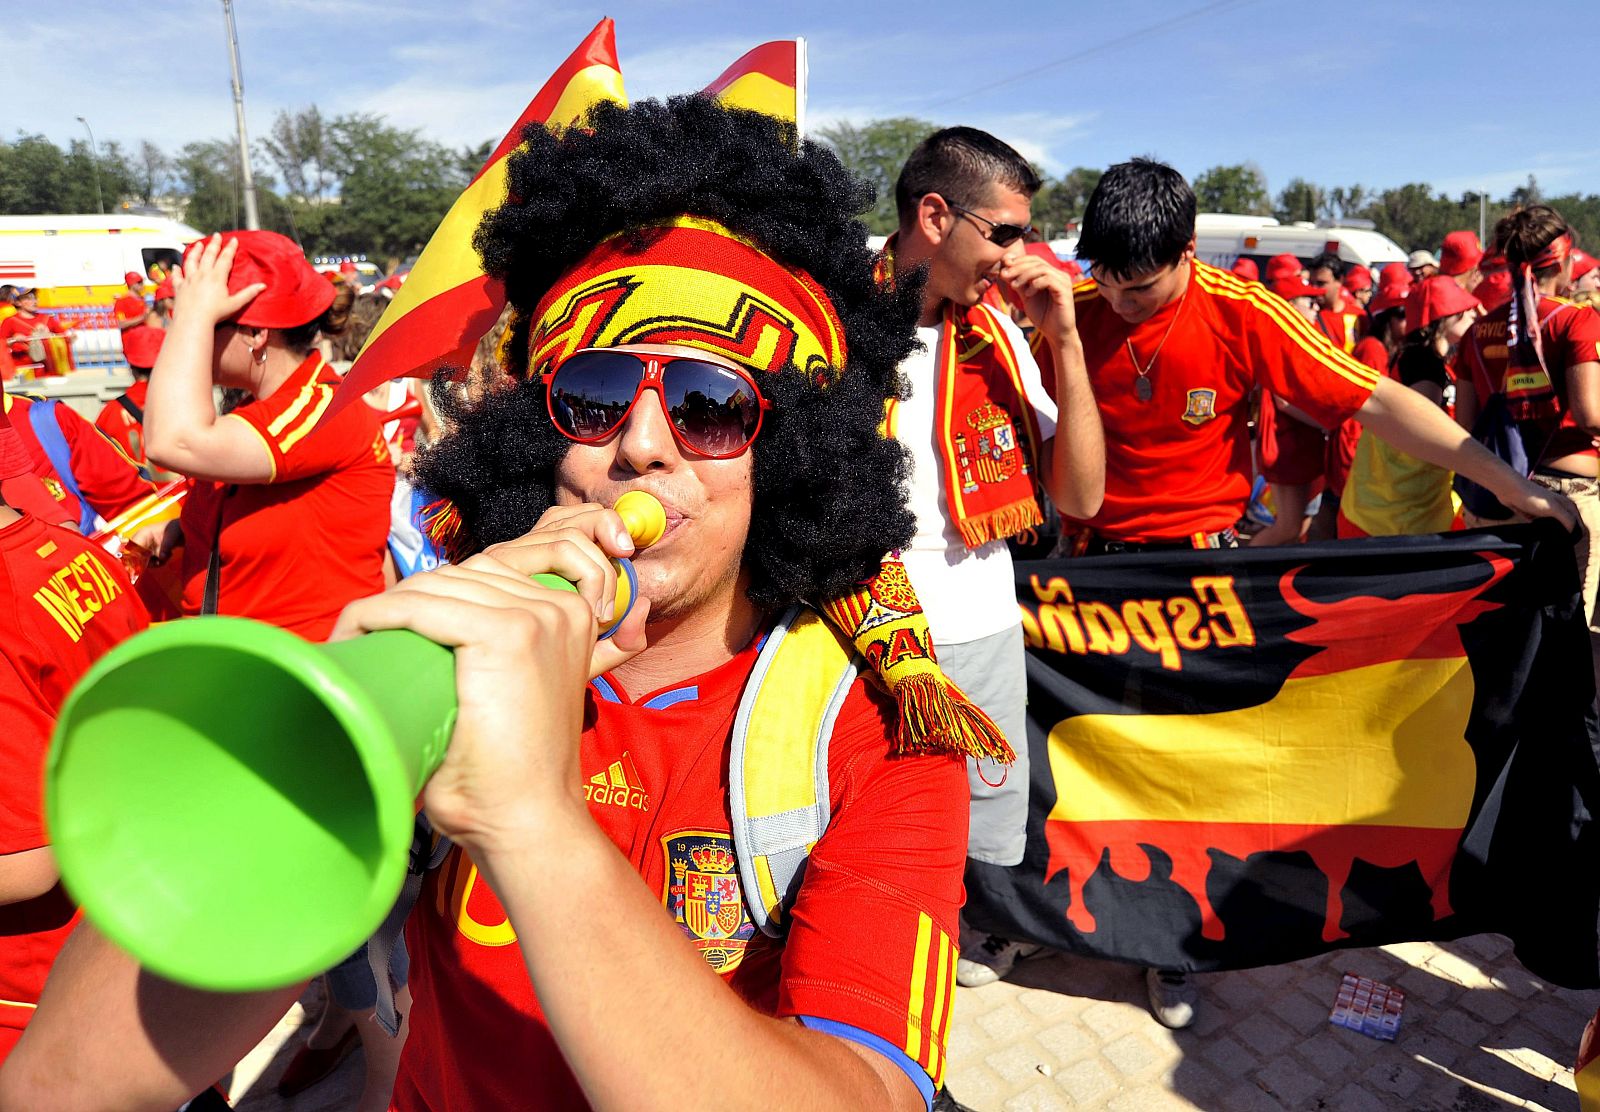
[1460,295,1600,461]
[1352,335,1393,380]
[396,635,968,1111]
[3,394,154,530]
[0,514,148,1061]
[1316,308,1364,354]
[93,379,149,463]
[1071,261,1381,540]
[177,353,393,639]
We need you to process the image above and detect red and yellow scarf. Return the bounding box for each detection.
[879,240,1044,549]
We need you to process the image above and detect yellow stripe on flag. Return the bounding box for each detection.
[716,72,796,122]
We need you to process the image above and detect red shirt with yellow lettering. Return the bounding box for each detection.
[177,353,393,639]
[1070,261,1381,541]
[0,514,148,1061]
[1459,295,1600,462]
[395,633,968,1111]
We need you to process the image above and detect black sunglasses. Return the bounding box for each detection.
[946,201,1033,248]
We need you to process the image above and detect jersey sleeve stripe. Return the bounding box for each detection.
[266,381,319,437]
[926,928,951,1080]
[1195,265,1382,391]
[277,386,335,453]
[904,911,933,1062]
[224,412,278,482]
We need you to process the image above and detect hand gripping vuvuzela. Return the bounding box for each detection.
[45,491,667,992]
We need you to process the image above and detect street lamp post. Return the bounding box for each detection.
[221,0,260,230]
[75,115,104,215]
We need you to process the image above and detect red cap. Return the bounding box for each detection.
[1571,248,1599,282]
[154,277,174,301]
[1231,257,1260,282]
[1365,263,1413,314]
[339,260,359,276]
[1271,275,1323,302]
[1342,264,1373,292]
[1473,269,1513,313]
[1405,275,1481,334]
[1439,231,1483,277]
[1266,253,1303,282]
[182,231,335,330]
[124,270,144,287]
[121,324,165,370]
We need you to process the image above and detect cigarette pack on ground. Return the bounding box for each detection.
[1329,972,1404,1041]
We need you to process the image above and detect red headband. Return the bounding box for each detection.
[1529,233,1572,272]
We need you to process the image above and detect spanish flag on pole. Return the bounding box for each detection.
[329,18,626,413]
[703,39,807,132]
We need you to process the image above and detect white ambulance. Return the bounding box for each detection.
[1192,214,1408,275]
[0,213,202,369]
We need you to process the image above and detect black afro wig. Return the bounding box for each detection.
[412,95,925,611]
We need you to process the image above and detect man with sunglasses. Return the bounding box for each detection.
[5,98,992,1112]
[881,128,1105,997]
[1065,157,1577,1030]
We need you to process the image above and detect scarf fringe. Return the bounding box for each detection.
[420,498,463,553]
[955,499,1045,549]
[889,673,1016,763]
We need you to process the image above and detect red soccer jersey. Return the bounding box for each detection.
[1459,295,1600,461]
[3,394,154,531]
[177,353,393,639]
[1352,335,1393,380]
[0,514,148,1061]
[1070,261,1381,540]
[1317,308,1364,354]
[395,635,968,1111]
[93,379,150,463]
[112,292,147,327]
[0,314,67,370]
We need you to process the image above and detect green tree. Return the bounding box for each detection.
[317,113,466,263]
[173,139,293,236]
[1275,177,1325,224]
[1032,166,1101,239]
[816,117,936,235]
[128,140,172,206]
[0,134,72,212]
[261,106,338,204]
[1192,163,1271,216]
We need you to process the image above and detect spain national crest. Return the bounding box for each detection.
[1183,388,1218,426]
[662,831,755,973]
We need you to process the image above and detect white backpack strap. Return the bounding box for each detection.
[729,605,860,938]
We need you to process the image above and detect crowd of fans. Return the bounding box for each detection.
[0,100,1594,1112]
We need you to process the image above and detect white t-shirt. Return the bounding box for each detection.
[895,307,1059,646]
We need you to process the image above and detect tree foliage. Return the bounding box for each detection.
[4,112,1600,268]
[1193,163,1271,217]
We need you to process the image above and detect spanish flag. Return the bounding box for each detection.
[961,524,1600,989]
[329,18,626,413]
[703,39,806,132]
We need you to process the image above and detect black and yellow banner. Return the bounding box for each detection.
[964,524,1600,988]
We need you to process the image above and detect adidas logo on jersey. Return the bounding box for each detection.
[585,751,651,812]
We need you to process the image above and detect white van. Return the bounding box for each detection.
[1192,213,1407,275]
[0,213,202,368]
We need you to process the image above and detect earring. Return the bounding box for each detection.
[253,346,267,365]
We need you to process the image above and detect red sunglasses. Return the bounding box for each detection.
[541,348,771,460]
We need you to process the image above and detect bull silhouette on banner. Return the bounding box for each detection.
[963,522,1600,988]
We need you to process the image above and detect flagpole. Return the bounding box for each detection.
[221,0,261,230]
[794,37,808,138]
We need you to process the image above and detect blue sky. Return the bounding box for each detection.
[15,1,1598,201]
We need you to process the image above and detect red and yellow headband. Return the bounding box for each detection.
[526,216,846,379]
[1528,232,1572,273]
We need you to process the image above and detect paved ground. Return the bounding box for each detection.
[228,934,1596,1110]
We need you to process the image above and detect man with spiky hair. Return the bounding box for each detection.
[4,96,994,1112]
[1064,156,1577,1029]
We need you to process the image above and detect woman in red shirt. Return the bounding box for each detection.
[138,232,394,640]
[1457,205,1600,683]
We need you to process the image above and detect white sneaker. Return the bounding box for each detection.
[1145,967,1198,1029]
[955,933,1045,987]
